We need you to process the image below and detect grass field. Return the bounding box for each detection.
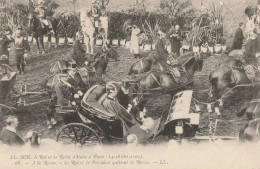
[1,41,252,142]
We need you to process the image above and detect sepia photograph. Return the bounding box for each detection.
[0,0,260,168]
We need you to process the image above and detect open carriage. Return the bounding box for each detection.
[55,85,202,146]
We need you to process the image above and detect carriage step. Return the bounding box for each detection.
[57,110,75,114]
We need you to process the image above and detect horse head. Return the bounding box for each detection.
[93,52,109,75]
[180,52,203,76]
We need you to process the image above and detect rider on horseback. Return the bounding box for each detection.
[34,0,54,33]
[90,0,102,32]
[155,30,181,78]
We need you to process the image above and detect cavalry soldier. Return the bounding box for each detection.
[0,116,25,146]
[34,0,53,33]
[155,30,181,80]
[90,0,102,32]
[13,26,30,75]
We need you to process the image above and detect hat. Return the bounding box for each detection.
[106,81,120,92]
[5,115,17,125]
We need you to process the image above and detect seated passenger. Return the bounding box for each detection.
[102,81,138,135]
[0,116,25,146]
[127,117,155,145]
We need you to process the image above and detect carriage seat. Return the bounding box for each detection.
[82,85,116,118]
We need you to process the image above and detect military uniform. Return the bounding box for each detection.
[14,33,30,73]
[34,1,53,30]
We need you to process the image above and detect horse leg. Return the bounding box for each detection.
[85,36,90,54]
[48,34,51,49]
[46,97,57,129]
[55,33,58,48]
[40,36,45,54]
[35,37,41,54]
[90,37,94,55]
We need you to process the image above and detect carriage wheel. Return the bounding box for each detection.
[56,123,102,146]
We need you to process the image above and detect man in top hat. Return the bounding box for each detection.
[155,30,170,68]
[232,23,245,50]
[13,26,30,75]
[0,116,25,146]
[169,25,182,57]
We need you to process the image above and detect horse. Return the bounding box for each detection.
[28,12,59,54]
[238,92,260,120]
[137,53,203,95]
[209,59,260,101]
[80,11,108,55]
[49,49,111,78]
[128,52,164,75]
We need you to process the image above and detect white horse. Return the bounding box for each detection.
[80,11,108,55]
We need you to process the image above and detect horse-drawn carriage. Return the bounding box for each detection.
[55,85,204,146]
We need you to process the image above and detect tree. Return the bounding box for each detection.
[158,0,196,26]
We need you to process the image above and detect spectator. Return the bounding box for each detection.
[232,23,245,50]
[130,25,141,59]
[0,116,25,146]
[169,25,182,57]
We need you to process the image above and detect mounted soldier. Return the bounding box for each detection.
[90,0,102,32]
[34,0,54,33]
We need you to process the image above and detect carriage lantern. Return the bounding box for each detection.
[175,120,184,134]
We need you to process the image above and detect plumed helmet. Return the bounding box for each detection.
[106,81,120,93]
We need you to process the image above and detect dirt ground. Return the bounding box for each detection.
[1,42,253,142]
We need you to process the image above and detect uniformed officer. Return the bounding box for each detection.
[13,26,30,75]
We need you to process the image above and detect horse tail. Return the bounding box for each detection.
[128,63,135,75]
[237,102,250,117]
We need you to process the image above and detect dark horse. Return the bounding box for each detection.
[49,52,109,84]
[28,12,59,54]
[238,92,260,142]
[137,53,203,95]
[209,59,260,101]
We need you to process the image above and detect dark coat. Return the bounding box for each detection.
[0,127,25,146]
[155,38,169,68]
[72,40,87,66]
[169,29,181,56]
[232,27,244,49]
[245,37,259,66]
